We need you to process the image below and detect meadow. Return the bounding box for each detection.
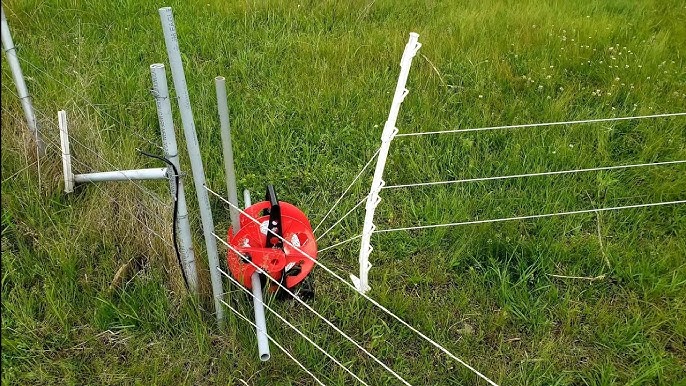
[2,0,685,384]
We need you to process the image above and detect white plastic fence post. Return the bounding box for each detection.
[158,7,224,323]
[353,33,421,294]
[215,76,241,234]
[151,63,199,294]
[1,5,44,155]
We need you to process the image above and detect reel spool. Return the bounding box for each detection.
[227,185,317,298]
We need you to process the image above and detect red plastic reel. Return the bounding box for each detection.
[227,201,317,290]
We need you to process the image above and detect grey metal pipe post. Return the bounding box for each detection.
[158,7,224,322]
[244,189,252,207]
[74,168,168,183]
[1,5,44,155]
[250,271,271,361]
[215,77,241,235]
[150,63,199,293]
[243,189,270,360]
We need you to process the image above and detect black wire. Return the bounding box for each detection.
[137,148,190,291]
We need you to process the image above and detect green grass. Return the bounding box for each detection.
[2,0,685,384]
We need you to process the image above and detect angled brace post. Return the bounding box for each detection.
[352,33,421,294]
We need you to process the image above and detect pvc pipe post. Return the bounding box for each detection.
[73,168,168,183]
[355,33,421,294]
[150,63,199,293]
[58,111,74,193]
[244,189,252,207]
[158,7,224,323]
[250,269,270,361]
[1,5,44,155]
[242,190,270,360]
[215,76,240,235]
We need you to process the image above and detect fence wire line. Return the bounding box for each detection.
[384,160,686,189]
[375,200,686,233]
[216,297,327,386]
[215,267,368,386]
[313,148,380,234]
[1,159,38,184]
[70,156,174,248]
[16,55,162,149]
[30,100,167,207]
[213,233,411,386]
[316,195,368,241]
[319,234,363,253]
[396,112,686,137]
[205,184,498,386]
[1,107,174,248]
[2,83,168,207]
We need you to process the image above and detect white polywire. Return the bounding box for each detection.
[204,184,499,386]
[313,148,380,234]
[35,119,173,248]
[16,56,162,149]
[217,297,327,386]
[1,159,38,184]
[212,232,411,386]
[319,234,363,253]
[375,200,686,233]
[383,160,686,189]
[70,158,174,248]
[396,112,686,137]
[316,195,368,241]
[3,85,167,207]
[216,266,368,386]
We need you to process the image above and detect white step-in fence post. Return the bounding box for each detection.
[2,5,45,155]
[151,63,199,293]
[158,7,225,323]
[353,33,421,294]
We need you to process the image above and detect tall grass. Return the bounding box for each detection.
[2,0,685,384]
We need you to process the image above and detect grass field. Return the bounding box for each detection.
[2,0,685,384]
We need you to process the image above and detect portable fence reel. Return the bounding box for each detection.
[227,185,317,298]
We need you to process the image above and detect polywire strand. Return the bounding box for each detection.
[216,297,327,386]
[383,160,686,189]
[16,55,162,149]
[70,156,174,248]
[29,101,168,207]
[205,184,498,386]
[396,112,686,137]
[2,86,42,190]
[0,111,174,248]
[2,83,167,207]
[212,233,411,386]
[215,267,369,386]
[1,159,38,184]
[319,234,363,253]
[313,148,380,234]
[316,195,368,241]
[375,200,686,233]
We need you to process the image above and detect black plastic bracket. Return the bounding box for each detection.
[264,185,283,249]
